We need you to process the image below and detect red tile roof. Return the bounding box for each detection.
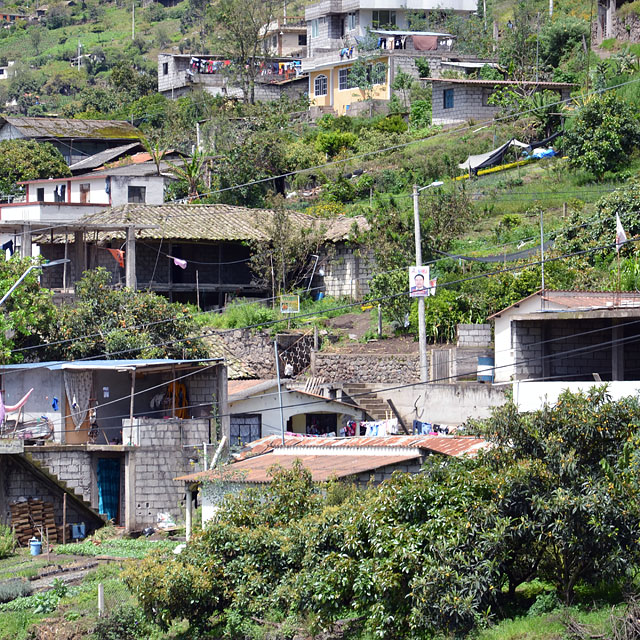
[176,451,421,483]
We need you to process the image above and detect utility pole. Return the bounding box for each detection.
[540,210,545,309]
[413,185,428,383]
[131,0,135,40]
[274,341,286,444]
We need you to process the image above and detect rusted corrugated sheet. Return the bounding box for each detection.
[234,434,489,460]
[176,451,421,483]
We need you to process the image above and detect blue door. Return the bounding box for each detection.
[97,458,121,523]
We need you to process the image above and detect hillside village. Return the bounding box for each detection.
[3,0,640,637]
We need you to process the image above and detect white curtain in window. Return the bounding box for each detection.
[64,370,93,430]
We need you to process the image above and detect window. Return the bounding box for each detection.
[314,74,328,96]
[54,184,65,202]
[311,19,318,37]
[79,183,90,203]
[0,69,4,76]
[36,187,44,201]
[443,88,454,109]
[338,67,356,90]
[372,62,386,85]
[162,62,168,75]
[127,186,146,203]
[298,33,307,46]
[347,12,356,30]
[372,10,396,28]
[272,34,278,48]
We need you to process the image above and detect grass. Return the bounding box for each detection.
[55,537,179,558]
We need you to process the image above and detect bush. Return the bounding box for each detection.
[315,131,358,157]
[93,604,152,640]
[374,115,408,134]
[0,579,31,603]
[410,100,431,129]
[527,591,561,616]
[0,525,15,559]
[415,58,431,77]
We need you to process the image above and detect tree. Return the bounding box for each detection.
[249,200,326,297]
[391,70,413,111]
[42,268,207,361]
[209,0,280,104]
[0,256,57,363]
[497,1,537,79]
[564,92,640,179]
[0,140,70,201]
[476,387,640,604]
[167,151,206,199]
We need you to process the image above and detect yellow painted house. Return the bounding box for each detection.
[308,56,390,115]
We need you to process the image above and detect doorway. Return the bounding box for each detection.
[97,458,121,523]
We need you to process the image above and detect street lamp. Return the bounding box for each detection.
[0,259,70,307]
[413,181,443,383]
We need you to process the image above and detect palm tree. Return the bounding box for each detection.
[167,150,206,200]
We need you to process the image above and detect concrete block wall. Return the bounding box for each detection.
[457,324,492,347]
[2,456,89,531]
[513,321,543,380]
[431,82,499,126]
[28,448,92,504]
[354,458,425,485]
[137,418,209,448]
[319,246,374,299]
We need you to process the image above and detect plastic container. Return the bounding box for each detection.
[29,537,42,556]
[477,356,495,383]
[71,523,86,540]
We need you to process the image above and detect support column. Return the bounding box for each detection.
[124,450,136,532]
[217,363,229,455]
[74,231,86,281]
[21,224,32,257]
[612,319,624,381]
[125,225,136,290]
[185,488,192,542]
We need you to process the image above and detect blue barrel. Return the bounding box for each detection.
[477,356,495,383]
[29,538,42,556]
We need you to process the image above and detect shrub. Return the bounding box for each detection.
[415,58,431,77]
[0,525,15,559]
[93,604,152,640]
[410,100,431,129]
[0,579,32,604]
[315,131,358,157]
[527,591,561,616]
[374,115,408,134]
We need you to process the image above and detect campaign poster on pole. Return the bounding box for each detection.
[409,266,430,297]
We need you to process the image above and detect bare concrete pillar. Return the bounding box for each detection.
[124,450,136,532]
[612,320,624,381]
[125,225,136,290]
[185,488,192,542]
[74,231,86,280]
[217,363,229,456]
[21,224,32,257]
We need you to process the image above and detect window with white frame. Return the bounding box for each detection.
[338,68,356,90]
[311,19,318,37]
[347,12,356,31]
[314,74,328,96]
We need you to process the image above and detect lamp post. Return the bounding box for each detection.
[413,181,443,383]
[0,259,70,307]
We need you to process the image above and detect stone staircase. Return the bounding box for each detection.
[342,383,391,421]
[20,453,108,525]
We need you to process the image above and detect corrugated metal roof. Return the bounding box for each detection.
[0,116,140,140]
[69,142,143,172]
[176,451,421,483]
[235,434,489,459]
[74,204,369,243]
[427,78,575,88]
[1,358,222,371]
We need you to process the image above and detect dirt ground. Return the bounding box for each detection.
[322,312,419,355]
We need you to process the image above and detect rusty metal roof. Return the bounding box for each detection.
[176,450,421,483]
[74,204,369,243]
[0,116,140,140]
[426,78,576,88]
[235,434,489,460]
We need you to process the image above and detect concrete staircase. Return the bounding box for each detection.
[342,383,391,421]
[20,453,108,525]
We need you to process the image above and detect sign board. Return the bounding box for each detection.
[280,294,300,314]
[409,266,431,297]
[0,439,24,454]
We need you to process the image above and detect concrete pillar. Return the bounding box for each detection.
[74,231,86,279]
[185,487,192,541]
[21,224,32,257]
[217,363,229,456]
[124,450,136,532]
[125,225,136,290]
[612,320,624,381]
[0,457,6,525]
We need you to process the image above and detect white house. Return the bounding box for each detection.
[489,289,640,411]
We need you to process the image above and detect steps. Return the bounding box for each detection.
[342,383,391,421]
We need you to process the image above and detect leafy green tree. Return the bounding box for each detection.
[0,256,57,363]
[538,15,589,70]
[564,92,640,179]
[0,140,70,201]
[497,1,537,79]
[42,269,206,361]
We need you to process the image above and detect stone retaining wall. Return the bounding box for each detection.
[311,351,421,383]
